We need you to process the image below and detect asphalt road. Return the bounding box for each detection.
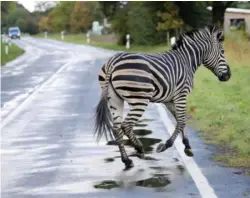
[1,37,250,198]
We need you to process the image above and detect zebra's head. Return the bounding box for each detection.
[203,26,231,82]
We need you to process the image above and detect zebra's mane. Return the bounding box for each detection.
[172,26,222,51]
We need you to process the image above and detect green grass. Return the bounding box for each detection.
[35,32,250,171]
[187,33,250,170]
[1,39,25,66]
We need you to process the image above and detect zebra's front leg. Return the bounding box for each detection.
[164,101,193,156]
[156,98,193,157]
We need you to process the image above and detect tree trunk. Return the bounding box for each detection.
[212,2,226,28]
[212,1,234,28]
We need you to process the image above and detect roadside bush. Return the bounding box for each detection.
[112,2,161,46]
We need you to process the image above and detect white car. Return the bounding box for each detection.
[8,27,21,39]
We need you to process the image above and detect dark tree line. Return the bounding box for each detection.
[1,1,249,43]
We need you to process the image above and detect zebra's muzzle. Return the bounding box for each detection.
[219,72,231,82]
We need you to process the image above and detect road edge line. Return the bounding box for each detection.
[155,103,218,198]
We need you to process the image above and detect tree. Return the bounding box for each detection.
[16,18,26,31]
[1,1,16,32]
[99,1,120,20]
[6,8,29,30]
[175,2,211,29]
[112,2,162,45]
[157,2,184,32]
[48,1,75,32]
[70,1,102,33]
[127,2,158,45]
[112,3,129,44]
[235,1,250,9]
[38,16,50,32]
[35,1,57,12]
[211,1,234,28]
[24,18,39,35]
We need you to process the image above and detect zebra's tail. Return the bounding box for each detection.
[94,67,114,142]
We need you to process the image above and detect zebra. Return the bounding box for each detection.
[94,26,231,170]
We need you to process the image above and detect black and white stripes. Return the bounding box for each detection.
[95,26,231,169]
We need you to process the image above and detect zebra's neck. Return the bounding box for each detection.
[169,41,205,75]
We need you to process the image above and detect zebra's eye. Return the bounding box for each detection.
[217,31,224,42]
[218,36,224,42]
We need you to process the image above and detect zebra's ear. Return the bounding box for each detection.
[208,25,224,42]
[216,29,224,42]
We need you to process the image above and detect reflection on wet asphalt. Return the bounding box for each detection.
[2,37,250,198]
[1,51,201,197]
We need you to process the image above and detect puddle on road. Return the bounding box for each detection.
[112,155,159,161]
[106,128,162,162]
[135,173,171,188]
[94,174,171,190]
[131,137,161,152]
[98,118,188,193]
[135,123,148,127]
[142,156,159,161]
[150,165,186,175]
[176,165,185,174]
[138,118,155,123]
[133,129,152,136]
[94,180,120,189]
[104,158,115,163]
[149,166,170,171]
[107,137,161,154]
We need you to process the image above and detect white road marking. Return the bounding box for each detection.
[155,103,218,198]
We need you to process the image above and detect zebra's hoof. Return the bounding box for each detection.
[156,143,166,153]
[124,159,134,171]
[184,148,194,157]
[130,151,145,159]
[137,152,145,159]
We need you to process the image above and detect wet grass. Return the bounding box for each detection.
[1,40,24,66]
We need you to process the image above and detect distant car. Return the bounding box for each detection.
[8,27,21,39]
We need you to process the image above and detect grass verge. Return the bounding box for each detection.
[1,39,24,66]
[34,33,170,53]
[187,33,250,173]
[35,32,250,172]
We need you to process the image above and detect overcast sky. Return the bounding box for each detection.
[17,0,37,12]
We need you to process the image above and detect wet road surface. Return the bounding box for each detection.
[1,37,250,198]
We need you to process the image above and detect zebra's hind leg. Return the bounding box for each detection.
[108,84,134,170]
[122,101,149,159]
